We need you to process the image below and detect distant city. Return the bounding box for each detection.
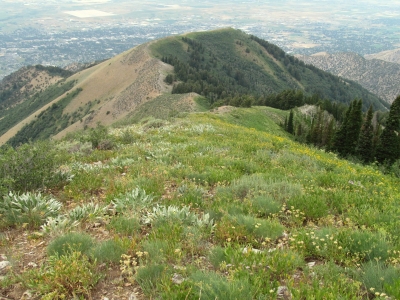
[1,0,399,80]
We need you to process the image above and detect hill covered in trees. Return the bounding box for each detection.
[151,28,388,111]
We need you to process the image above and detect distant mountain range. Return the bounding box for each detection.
[365,48,400,64]
[296,51,400,104]
[0,28,389,146]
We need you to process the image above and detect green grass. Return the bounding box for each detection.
[2,106,400,299]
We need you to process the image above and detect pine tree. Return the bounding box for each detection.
[376,95,400,163]
[323,117,335,151]
[287,110,294,134]
[356,105,374,162]
[332,101,353,156]
[332,99,363,157]
[346,99,363,156]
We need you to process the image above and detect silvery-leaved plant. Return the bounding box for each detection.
[111,188,155,214]
[41,215,80,237]
[0,192,62,228]
[67,202,107,222]
[142,205,214,229]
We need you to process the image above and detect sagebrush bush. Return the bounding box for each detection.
[0,192,62,228]
[0,141,64,194]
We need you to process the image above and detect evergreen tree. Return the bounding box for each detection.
[332,99,363,157]
[332,101,353,156]
[287,110,294,134]
[376,95,400,163]
[356,105,374,162]
[346,99,363,156]
[323,117,335,151]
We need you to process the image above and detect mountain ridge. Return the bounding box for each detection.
[296,52,400,104]
[0,28,389,146]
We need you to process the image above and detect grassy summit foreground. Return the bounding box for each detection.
[1,106,400,299]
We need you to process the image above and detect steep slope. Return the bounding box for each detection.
[1,107,400,299]
[151,28,387,110]
[0,65,72,111]
[0,43,177,145]
[365,48,400,64]
[296,52,400,104]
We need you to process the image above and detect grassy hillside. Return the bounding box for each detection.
[1,107,400,299]
[151,28,388,111]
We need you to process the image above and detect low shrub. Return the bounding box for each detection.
[0,141,64,194]
[24,250,101,299]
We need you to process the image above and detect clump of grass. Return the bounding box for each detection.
[90,238,129,264]
[291,261,361,298]
[23,250,101,299]
[338,230,391,262]
[219,174,302,202]
[108,216,141,236]
[47,232,95,257]
[0,192,62,229]
[177,184,205,207]
[135,264,165,296]
[214,214,285,245]
[287,193,329,220]
[189,270,253,300]
[141,240,169,264]
[358,261,400,298]
[251,195,281,217]
[235,214,285,240]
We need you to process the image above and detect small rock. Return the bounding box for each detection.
[172,273,185,285]
[0,261,11,274]
[102,297,110,300]
[0,254,7,260]
[277,286,292,300]
[242,247,263,254]
[307,261,316,268]
[20,290,33,299]
[27,262,37,268]
[129,293,138,300]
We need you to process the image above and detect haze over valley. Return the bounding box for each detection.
[1,0,400,80]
